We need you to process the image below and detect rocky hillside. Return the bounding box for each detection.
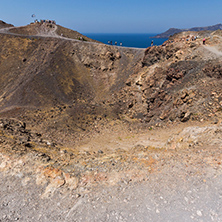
[0,23,222,143]
[0,22,145,144]
[107,30,222,128]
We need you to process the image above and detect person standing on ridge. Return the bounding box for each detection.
[151,40,154,46]
[203,38,206,45]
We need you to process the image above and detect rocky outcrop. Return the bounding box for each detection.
[142,44,180,67]
[203,63,222,79]
[106,32,222,126]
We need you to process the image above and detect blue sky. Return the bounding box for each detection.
[1,0,222,33]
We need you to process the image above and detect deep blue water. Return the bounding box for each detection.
[83,33,168,48]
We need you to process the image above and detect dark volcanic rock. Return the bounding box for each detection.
[142,44,180,67]
[203,63,222,79]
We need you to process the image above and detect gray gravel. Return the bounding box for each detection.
[1,163,222,222]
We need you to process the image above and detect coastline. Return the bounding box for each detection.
[83,33,168,48]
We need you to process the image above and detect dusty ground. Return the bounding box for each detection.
[1,120,222,221]
[1,21,222,221]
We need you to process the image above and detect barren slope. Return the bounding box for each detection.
[0,22,145,144]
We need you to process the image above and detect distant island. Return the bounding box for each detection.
[152,23,222,38]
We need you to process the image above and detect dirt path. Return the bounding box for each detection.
[0,25,28,33]
[203,45,222,56]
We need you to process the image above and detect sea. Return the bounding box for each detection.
[83,33,168,48]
